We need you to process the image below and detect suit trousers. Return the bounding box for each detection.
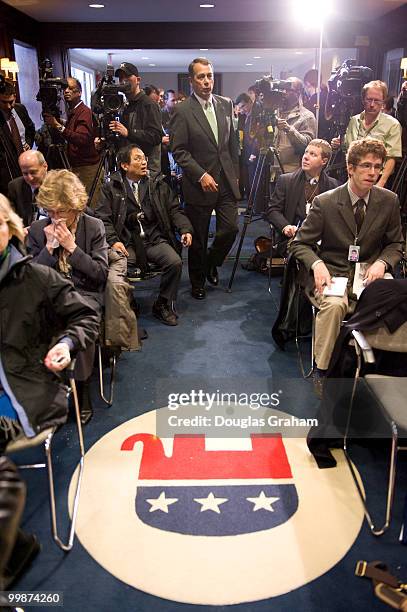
[128,242,182,302]
[314,292,351,370]
[185,173,238,288]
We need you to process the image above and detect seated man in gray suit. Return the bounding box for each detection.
[7,150,48,227]
[290,138,403,393]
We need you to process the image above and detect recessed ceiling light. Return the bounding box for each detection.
[149,63,156,67]
[141,57,149,60]
[200,48,209,51]
[295,51,303,55]
[246,63,253,66]
[253,56,261,59]
[89,3,104,7]
[200,3,215,7]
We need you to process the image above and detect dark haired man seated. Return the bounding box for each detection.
[290,138,403,396]
[95,145,193,326]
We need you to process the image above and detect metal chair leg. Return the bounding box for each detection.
[98,343,116,406]
[295,289,314,379]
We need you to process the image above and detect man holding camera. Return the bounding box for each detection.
[109,63,162,175]
[274,77,317,174]
[331,80,402,188]
[0,80,35,195]
[44,77,101,201]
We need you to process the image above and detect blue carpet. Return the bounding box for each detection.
[10,213,407,611]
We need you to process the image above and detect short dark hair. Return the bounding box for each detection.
[188,57,213,77]
[164,89,176,101]
[347,138,387,166]
[144,84,159,96]
[236,93,251,105]
[0,81,16,96]
[68,77,82,93]
[117,144,142,168]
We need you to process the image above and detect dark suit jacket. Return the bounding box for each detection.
[0,103,36,193]
[7,176,34,226]
[27,213,108,294]
[290,183,403,282]
[266,168,338,232]
[169,94,240,206]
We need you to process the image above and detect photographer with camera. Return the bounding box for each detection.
[331,80,402,188]
[43,77,101,200]
[274,77,317,174]
[109,63,162,175]
[0,80,35,195]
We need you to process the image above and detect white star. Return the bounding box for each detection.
[194,492,228,514]
[146,491,178,513]
[246,491,280,512]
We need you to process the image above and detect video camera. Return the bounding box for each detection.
[36,59,68,118]
[325,59,373,132]
[249,76,293,147]
[91,65,130,142]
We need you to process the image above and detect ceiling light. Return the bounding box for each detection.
[246,63,253,66]
[200,4,215,7]
[200,48,209,51]
[149,63,156,67]
[89,3,105,7]
[253,56,261,59]
[141,57,149,60]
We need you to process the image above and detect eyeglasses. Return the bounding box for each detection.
[133,155,147,163]
[364,98,384,105]
[356,162,383,171]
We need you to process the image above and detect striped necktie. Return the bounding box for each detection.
[8,115,24,156]
[132,181,140,205]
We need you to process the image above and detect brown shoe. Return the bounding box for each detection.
[152,300,178,326]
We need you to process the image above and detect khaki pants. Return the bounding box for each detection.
[314,292,351,370]
[72,163,104,208]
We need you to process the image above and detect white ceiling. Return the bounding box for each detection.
[69,47,356,76]
[3,0,406,22]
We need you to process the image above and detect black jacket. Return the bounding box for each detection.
[266,168,338,232]
[0,103,36,194]
[0,244,99,436]
[120,91,162,156]
[95,171,193,251]
[7,177,34,227]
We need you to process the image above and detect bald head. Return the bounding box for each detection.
[19,150,48,189]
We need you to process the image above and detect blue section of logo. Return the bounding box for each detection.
[135,485,298,536]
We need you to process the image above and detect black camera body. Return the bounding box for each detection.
[91,65,130,142]
[36,59,68,118]
[255,76,292,109]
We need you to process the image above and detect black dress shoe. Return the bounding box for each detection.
[206,266,219,286]
[152,300,178,326]
[191,287,206,300]
[4,531,41,588]
[76,380,94,425]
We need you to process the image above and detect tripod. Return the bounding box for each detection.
[46,143,70,170]
[88,140,118,207]
[227,144,284,292]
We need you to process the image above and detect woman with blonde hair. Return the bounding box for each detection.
[27,169,108,424]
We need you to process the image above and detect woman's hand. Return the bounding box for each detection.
[53,220,77,254]
[44,342,71,372]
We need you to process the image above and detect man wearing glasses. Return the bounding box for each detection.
[290,138,403,388]
[332,80,402,188]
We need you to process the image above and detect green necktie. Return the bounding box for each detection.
[204,101,218,144]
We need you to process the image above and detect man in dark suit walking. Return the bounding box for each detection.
[0,81,35,195]
[170,57,240,299]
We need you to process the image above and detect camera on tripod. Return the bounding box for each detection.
[249,76,293,145]
[325,59,373,131]
[91,64,130,142]
[36,59,68,118]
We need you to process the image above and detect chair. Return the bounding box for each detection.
[343,323,407,538]
[5,361,85,551]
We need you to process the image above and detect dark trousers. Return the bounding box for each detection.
[185,175,238,289]
[128,242,182,302]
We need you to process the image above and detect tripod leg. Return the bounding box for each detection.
[227,153,267,292]
[88,150,107,206]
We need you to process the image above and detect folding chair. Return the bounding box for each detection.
[343,323,407,538]
[5,360,85,551]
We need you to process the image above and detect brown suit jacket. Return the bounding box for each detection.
[290,183,403,285]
